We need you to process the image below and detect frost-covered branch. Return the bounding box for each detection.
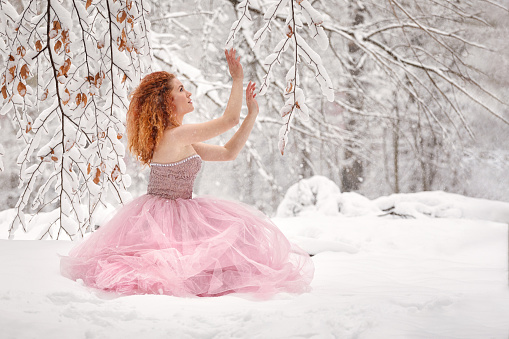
[0,0,151,239]
[225,0,334,155]
[225,0,252,49]
[320,0,509,134]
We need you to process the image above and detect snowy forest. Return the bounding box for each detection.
[1,0,508,239]
[1,1,509,337]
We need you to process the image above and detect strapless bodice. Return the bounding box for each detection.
[147,154,202,199]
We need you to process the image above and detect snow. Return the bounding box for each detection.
[277,176,509,224]
[277,175,341,217]
[374,191,509,224]
[1,190,509,338]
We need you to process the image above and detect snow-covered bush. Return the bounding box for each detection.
[276,176,341,217]
[374,191,509,223]
[276,175,383,218]
[277,176,509,222]
[337,192,381,217]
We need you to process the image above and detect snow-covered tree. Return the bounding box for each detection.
[0,0,152,239]
[207,0,507,201]
[1,0,508,239]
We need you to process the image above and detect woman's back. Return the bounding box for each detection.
[147,154,201,200]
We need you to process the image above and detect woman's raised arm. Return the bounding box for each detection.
[192,81,259,161]
[168,49,244,146]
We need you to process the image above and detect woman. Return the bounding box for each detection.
[60,49,314,297]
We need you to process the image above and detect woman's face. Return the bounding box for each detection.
[170,78,193,117]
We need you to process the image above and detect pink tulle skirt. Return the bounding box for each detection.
[60,195,314,297]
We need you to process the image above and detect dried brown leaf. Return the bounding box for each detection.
[62,88,70,105]
[81,93,87,107]
[63,58,71,73]
[93,168,101,184]
[59,58,71,77]
[111,164,120,181]
[8,66,16,83]
[53,21,61,31]
[286,25,293,38]
[17,46,26,57]
[54,40,62,53]
[20,64,30,80]
[61,30,69,43]
[17,82,26,97]
[41,88,49,101]
[117,11,126,24]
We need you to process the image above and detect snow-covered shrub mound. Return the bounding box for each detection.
[277,176,382,218]
[277,177,509,223]
[276,176,341,217]
[337,192,381,217]
[374,191,509,223]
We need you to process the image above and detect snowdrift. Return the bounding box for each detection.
[1,178,508,338]
[277,175,509,223]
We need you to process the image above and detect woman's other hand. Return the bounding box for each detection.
[225,49,243,81]
[246,81,259,116]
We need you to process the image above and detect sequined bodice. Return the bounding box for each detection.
[147,155,202,200]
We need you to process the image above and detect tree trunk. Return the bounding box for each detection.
[393,91,400,193]
[341,2,366,192]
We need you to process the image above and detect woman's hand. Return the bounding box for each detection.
[225,48,243,81]
[246,81,259,116]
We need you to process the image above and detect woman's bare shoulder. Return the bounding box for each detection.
[152,128,195,163]
[161,125,186,144]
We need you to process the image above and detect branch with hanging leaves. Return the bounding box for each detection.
[225,0,334,155]
[0,0,152,240]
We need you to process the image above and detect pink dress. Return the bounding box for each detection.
[60,154,314,297]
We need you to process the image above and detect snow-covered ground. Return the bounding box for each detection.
[1,190,509,338]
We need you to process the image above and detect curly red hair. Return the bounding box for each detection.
[127,71,180,165]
